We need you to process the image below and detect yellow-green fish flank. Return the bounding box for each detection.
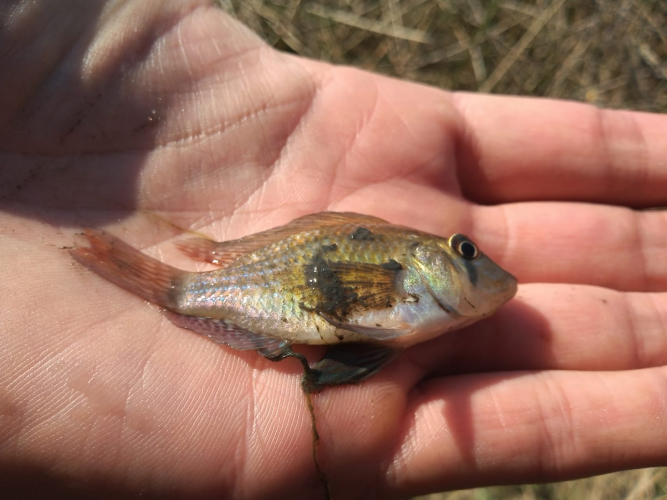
[71,212,517,388]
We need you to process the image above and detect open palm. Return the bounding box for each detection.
[1,1,666,498]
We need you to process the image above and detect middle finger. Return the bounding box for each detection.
[472,202,667,291]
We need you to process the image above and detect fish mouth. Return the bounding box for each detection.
[448,254,518,315]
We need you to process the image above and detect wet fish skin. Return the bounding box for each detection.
[71,212,517,387]
[174,216,516,347]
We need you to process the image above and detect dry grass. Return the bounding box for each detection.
[219,0,667,112]
[216,1,667,498]
[412,468,667,500]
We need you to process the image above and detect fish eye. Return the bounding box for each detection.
[449,234,479,260]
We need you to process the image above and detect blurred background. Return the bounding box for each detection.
[218,1,667,498]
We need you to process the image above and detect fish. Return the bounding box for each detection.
[70,212,517,391]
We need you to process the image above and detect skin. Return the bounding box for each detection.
[1,0,666,498]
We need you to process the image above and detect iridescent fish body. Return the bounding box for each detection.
[71,212,517,390]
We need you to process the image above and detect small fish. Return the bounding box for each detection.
[71,212,517,391]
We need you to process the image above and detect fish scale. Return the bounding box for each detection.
[71,212,517,389]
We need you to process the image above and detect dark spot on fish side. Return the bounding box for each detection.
[304,254,360,319]
[165,280,183,308]
[335,332,344,341]
[376,323,381,327]
[380,259,402,271]
[350,227,372,241]
[281,317,288,323]
[601,299,608,304]
[303,253,399,321]
[322,243,338,252]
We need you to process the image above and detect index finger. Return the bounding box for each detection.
[453,93,667,207]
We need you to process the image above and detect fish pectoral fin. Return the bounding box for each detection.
[306,258,405,320]
[164,311,289,352]
[303,343,399,392]
[174,212,390,267]
[319,313,412,341]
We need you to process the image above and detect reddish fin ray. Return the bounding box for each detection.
[71,228,185,309]
[174,238,244,267]
[289,212,389,227]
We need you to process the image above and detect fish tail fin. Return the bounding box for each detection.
[71,228,185,309]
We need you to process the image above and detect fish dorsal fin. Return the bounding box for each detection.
[175,212,390,267]
[288,212,390,227]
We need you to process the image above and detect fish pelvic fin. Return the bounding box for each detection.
[71,228,185,309]
[303,344,399,392]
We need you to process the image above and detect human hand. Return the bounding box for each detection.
[1,1,666,498]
